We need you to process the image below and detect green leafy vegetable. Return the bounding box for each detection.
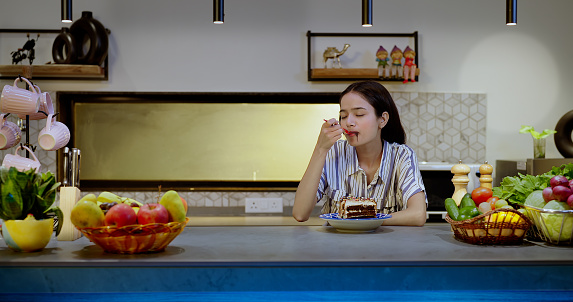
[0,166,62,235]
[519,125,557,140]
[493,163,573,205]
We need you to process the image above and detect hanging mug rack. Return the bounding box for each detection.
[2,75,62,161]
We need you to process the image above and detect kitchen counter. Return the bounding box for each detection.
[1,223,573,293]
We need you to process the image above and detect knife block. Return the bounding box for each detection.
[57,186,82,241]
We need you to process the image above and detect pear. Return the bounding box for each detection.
[71,200,105,228]
[159,190,187,223]
[79,193,97,204]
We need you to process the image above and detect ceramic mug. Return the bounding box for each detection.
[38,114,70,151]
[0,77,40,116]
[0,114,22,150]
[18,85,53,120]
[2,145,41,172]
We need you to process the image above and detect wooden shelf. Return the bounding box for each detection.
[311,68,378,79]
[0,64,106,80]
[307,31,419,82]
[310,68,420,81]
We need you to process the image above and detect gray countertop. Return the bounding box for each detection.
[1,223,572,267]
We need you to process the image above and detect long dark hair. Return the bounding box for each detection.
[340,81,406,144]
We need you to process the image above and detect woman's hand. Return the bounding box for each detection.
[317,118,343,151]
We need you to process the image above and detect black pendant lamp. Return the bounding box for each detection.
[506,0,517,26]
[214,0,224,24]
[61,0,72,23]
[362,0,373,27]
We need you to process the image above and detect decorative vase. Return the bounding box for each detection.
[52,27,77,64]
[533,138,546,159]
[69,11,109,65]
[0,214,53,252]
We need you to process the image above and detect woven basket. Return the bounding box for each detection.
[77,217,189,254]
[445,208,532,245]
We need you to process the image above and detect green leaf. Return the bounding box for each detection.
[44,207,63,236]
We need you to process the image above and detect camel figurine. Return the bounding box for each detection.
[323,44,350,68]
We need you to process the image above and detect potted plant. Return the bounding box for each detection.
[520,125,557,159]
[0,166,62,252]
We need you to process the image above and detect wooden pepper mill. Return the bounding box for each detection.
[451,160,470,206]
[479,161,494,189]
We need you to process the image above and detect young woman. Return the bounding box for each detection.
[293,81,427,226]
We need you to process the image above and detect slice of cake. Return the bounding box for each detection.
[339,196,377,219]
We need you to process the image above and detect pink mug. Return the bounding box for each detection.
[0,114,22,150]
[2,145,41,172]
[0,77,40,116]
[18,85,53,120]
[38,114,70,151]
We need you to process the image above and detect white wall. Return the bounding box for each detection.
[1,0,572,165]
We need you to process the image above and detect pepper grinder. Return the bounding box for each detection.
[479,161,494,189]
[451,160,470,206]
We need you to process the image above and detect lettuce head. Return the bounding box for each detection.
[541,201,573,242]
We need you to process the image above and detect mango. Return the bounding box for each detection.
[159,190,187,223]
[71,200,105,228]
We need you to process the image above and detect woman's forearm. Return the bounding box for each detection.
[381,192,427,226]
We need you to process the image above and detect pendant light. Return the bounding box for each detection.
[61,0,73,23]
[362,0,373,27]
[506,0,517,26]
[213,0,224,24]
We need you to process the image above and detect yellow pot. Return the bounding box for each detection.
[1,214,54,252]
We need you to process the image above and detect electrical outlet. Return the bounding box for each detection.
[245,198,283,213]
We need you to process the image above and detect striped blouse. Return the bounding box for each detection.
[318,140,427,214]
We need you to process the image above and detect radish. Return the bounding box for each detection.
[550,175,569,188]
[552,185,572,202]
[568,194,573,208]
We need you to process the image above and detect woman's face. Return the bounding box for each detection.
[339,92,387,147]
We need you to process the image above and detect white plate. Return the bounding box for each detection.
[319,213,391,233]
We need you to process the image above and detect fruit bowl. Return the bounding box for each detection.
[77,217,189,254]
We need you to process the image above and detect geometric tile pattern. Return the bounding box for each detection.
[393,92,486,164]
[0,91,485,215]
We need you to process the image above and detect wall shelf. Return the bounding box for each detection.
[307,31,419,82]
[0,28,108,81]
[0,63,106,80]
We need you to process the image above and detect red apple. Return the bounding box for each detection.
[137,203,169,224]
[105,203,137,227]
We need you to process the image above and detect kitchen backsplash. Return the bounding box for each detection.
[0,91,485,215]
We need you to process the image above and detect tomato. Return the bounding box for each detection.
[471,187,493,206]
[486,196,499,210]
